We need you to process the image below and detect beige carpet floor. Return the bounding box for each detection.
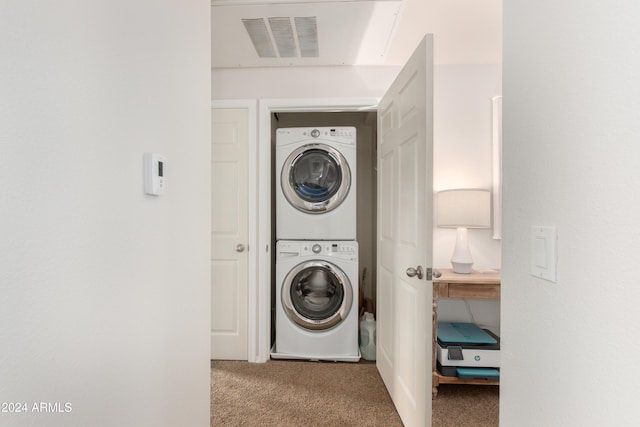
[432,384,499,427]
[211,360,498,427]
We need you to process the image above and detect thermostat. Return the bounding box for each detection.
[144,153,166,195]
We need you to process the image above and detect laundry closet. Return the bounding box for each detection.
[269,111,378,358]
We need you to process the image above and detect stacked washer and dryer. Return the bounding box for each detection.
[272,127,360,362]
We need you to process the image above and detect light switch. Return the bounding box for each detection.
[533,237,547,268]
[530,226,557,283]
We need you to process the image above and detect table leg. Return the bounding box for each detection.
[432,286,439,399]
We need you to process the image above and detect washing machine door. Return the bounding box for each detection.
[282,261,353,331]
[281,143,351,213]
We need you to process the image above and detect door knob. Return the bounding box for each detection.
[235,243,246,253]
[406,265,424,279]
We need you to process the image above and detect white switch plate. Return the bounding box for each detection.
[530,226,557,283]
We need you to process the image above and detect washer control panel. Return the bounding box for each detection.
[277,240,358,261]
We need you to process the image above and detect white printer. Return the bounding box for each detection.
[436,322,500,380]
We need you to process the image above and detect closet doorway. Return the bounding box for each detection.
[269,111,378,346]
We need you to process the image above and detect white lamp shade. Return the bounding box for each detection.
[437,189,491,228]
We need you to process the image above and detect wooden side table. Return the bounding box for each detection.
[432,268,501,399]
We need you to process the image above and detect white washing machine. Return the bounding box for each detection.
[272,240,360,362]
[276,127,356,240]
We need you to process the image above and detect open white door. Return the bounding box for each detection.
[211,108,249,360]
[376,35,434,427]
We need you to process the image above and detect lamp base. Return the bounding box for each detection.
[450,227,474,274]
[451,261,473,274]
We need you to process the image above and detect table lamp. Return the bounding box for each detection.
[437,189,491,274]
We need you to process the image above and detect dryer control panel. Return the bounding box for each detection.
[276,126,356,145]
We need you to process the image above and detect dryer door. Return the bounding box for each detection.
[281,143,351,213]
[282,261,353,331]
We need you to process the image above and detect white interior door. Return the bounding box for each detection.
[211,108,248,360]
[376,35,434,427]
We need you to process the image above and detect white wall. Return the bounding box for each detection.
[212,66,400,99]
[502,2,640,425]
[0,2,211,427]
[433,64,502,270]
[433,64,502,334]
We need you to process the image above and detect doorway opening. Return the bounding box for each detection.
[269,111,378,348]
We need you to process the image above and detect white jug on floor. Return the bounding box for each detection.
[359,312,376,361]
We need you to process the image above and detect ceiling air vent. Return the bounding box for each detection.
[242,18,276,58]
[269,17,297,58]
[295,17,319,58]
[242,16,319,59]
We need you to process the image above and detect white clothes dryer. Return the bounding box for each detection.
[272,240,360,362]
[276,127,356,240]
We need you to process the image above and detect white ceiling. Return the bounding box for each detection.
[211,0,502,68]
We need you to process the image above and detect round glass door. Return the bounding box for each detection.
[281,143,351,213]
[282,261,353,331]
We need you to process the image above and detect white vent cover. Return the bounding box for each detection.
[242,16,319,58]
[242,18,276,57]
[295,17,319,57]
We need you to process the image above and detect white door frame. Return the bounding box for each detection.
[253,98,379,362]
[211,99,258,361]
